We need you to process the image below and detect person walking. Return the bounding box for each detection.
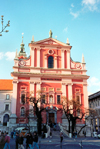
[60,131,63,143]
[60,131,63,149]
[33,132,39,149]
[26,133,30,149]
[15,132,19,149]
[18,133,24,149]
[0,130,1,137]
[0,132,5,149]
[3,132,10,149]
[28,133,33,149]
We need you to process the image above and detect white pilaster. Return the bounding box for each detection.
[68,83,72,100]
[31,47,35,67]
[54,56,57,69]
[62,83,66,97]
[36,82,41,99]
[44,55,47,68]
[62,50,65,69]
[30,81,35,94]
[37,48,40,67]
[67,51,70,69]
[11,80,18,114]
[83,82,88,109]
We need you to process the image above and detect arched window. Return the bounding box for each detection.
[3,114,9,126]
[20,107,25,117]
[48,56,54,68]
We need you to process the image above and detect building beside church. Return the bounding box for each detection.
[88,91,100,133]
[0,30,89,133]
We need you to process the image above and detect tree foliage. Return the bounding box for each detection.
[62,96,98,135]
[62,96,86,134]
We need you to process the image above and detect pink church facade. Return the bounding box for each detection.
[11,31,89,125]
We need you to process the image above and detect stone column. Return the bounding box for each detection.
[37,48,40,67]
[54,56,57,69]
[44,55,47,68]
[61,49,65,69]
[31,47,35,67]
[67,51,70,69]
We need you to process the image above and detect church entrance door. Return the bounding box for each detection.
[49,113,54,123]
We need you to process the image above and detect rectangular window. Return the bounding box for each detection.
[76,96,80,104]
[42,95,45,104]
[21,92,26,104]
[21,107,25,116]
[6,94,10,100]
[5,104,9,110]
[57,95,60,104]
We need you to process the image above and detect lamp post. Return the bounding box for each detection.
[0,15,10,36]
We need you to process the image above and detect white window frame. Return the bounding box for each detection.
[6,94,10,100]
[20,106,25,117]
[5,104,9,111]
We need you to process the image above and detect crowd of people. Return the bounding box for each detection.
[0,123,64,149]
[0,130,39,149]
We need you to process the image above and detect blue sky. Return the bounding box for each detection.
[0,0,100,94]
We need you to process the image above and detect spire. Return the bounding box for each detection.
[82,54,85,63]
[15,49,18,59]
[49,29,53,38]
[18,33,27,57]
[66,38,70,45]
[31,36,34,43]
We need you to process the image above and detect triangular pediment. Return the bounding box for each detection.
[33,38,67,46]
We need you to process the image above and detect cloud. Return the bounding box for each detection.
[82,0,100,11]
[63,27,68,33]
[0,52,3,60]
[70,11,79,18]
[71,3,74,7]
[88,77,100,92]
[5,52,15,61]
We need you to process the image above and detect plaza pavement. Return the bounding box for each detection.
[9,131,100,149]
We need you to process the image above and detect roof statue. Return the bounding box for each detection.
[66,38,70,45]
[82,54,85,63]
[31,35,34,43]
[49,29,53,38]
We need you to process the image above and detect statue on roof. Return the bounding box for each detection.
[49,30,53,38]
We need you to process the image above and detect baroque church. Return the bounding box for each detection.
[0,30,89,133]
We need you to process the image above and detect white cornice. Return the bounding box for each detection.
[13,66,87,72]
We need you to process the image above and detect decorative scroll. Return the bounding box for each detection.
[19,60,26,66]
[71,61,82,70]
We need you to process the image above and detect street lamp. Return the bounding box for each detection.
[0,15,10,36]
